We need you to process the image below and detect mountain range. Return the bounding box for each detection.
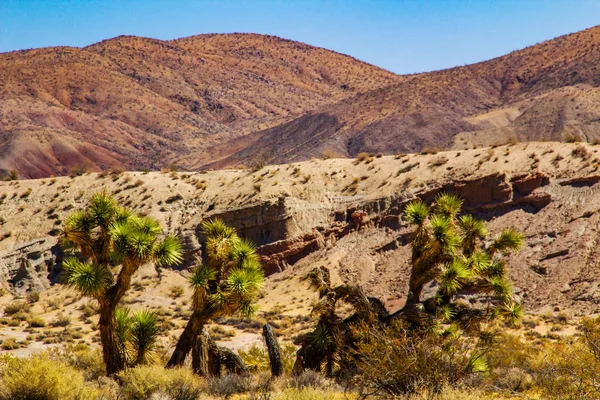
[2,26,600,178]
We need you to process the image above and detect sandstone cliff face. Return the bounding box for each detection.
[3,143,600,314]
[0,238,62,295]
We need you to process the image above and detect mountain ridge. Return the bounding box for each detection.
[3,26,600,177]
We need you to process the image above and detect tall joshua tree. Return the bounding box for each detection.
[61,193,183,375]
[401,193,524,327]
[167,219,264,368]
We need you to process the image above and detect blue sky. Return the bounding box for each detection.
[1,0,599,74]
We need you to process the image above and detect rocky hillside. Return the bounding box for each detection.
[0,34,398,178]
[4,27,600,177]
[3,141,600,316]
[214,25,600,167]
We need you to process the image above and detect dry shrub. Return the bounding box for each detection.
[0,353,92,400]
[273,387,350,400]
[431,156,449,167]
[118,365,204,400]
[321,149,339,160]
[421,146,443,155]
[534,317,600,399]
[403,386,513,400]
[505,136,519,146]
[207,373,252,397]
[355,152,371,163]
[351,323,486,397]
[3,300,30,315]
[572,144,591,160]
[564,133,583,143]
[289,370,330,390]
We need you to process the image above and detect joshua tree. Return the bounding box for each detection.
[61,193,183,375]
[167,219,264,369]
[401,193,524,328]
[293,266,388,377]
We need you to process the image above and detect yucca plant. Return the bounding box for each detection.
[116,308,161,366]
[61,193,183,375]
[401,192,524,328]
[167,219,264,369]
[292,266,388,377]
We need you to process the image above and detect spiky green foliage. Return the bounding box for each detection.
[188,219,264,318]
[168,219,264,368]
[293,266,389,377]
[130,310,160,365]
[61,192,183,375]
[403,193,524,329]
[62,193,183,301]
[115,308,160,366]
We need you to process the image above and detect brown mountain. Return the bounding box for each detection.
[3,26,600,177]
[213,25,600,167]
[0,34,399,178]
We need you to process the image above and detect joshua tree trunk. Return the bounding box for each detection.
[262,323,283,377]
[219,347,249,376]
[292,343,324,376]
[404,272,425,308]
[99,301,125,375]
[191,327,210,376]
[167,310,206,367]
[191,327,248,376]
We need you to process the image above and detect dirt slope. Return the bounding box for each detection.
[214,25,600,167]
[4,26,600,177]
[0,34,398,178]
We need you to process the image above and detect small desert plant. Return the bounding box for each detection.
[169,285,185,299]
[28,317,46,328]
[564,133,582,143]
[207,373,252,397]
[3,301,30,316]
[355,152,371,163]
[572,145,591,160]
[321,149,338,160]
[431,156,449,167]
